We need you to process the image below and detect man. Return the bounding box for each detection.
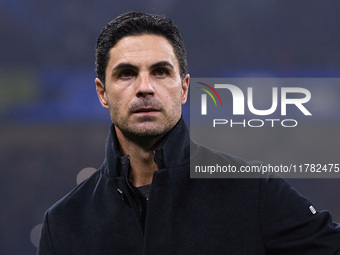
[38,12,340,254]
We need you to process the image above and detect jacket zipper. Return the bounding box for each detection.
[121,155,144,234]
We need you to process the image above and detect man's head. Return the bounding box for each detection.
[95,12,189,142]
[95,11,188,85]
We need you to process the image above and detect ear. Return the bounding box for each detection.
[95,78,109,109]
[181,74,190,105]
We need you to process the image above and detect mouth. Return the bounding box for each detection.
[132,108,161,114]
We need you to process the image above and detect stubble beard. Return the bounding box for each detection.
[112,114,178,149]
[109,98,182,147]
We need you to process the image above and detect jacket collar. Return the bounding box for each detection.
[102,118,190,178]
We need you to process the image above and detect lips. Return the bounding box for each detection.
[132,108,161,114]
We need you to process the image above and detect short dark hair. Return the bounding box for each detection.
[95,11,188,84]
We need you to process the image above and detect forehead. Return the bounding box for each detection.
[107,34,178,69]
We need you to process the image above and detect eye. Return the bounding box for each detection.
[153,68,169,77]
[119,69,136,79]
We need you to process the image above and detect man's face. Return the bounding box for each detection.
[96,34,189,138]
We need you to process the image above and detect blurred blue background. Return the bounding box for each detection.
[1,1,340,254]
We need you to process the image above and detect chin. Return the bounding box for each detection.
[128,123,173,138]
[132,128,166,137]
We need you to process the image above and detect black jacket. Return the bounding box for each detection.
[38,119,340,254]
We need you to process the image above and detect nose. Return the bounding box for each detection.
[135,73,155,98]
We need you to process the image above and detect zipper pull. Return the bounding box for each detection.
[116,188,125,201]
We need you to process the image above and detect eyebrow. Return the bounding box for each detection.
[113,63,138,72]
[150,61,175,70]
[112,61,175,72]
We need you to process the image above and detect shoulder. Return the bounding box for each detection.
[47,169,103,216]
[259,175,340,253]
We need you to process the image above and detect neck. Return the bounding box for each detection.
[115,128,166,187]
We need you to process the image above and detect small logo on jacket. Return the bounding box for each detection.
[309,205,317,214]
